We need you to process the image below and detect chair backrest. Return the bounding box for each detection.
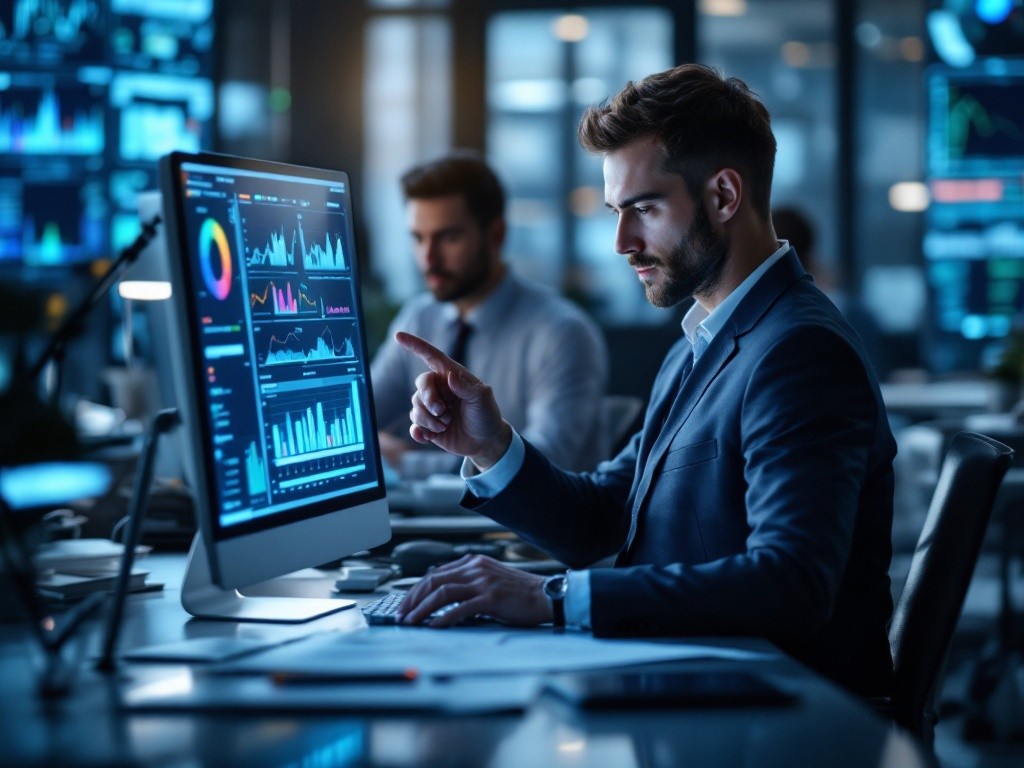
[602,395,644,454]
[889,431,1013,736]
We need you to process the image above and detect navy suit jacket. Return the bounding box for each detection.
[471,249,896,695]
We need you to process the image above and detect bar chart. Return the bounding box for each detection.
[269,379,365,467]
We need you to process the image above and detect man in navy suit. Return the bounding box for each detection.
[392,64,896,696]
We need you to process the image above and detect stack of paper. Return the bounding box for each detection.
[33,538,162,602]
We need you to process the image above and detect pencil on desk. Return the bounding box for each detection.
[271,668,419,685]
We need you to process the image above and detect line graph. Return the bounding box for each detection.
[0,87,105,155]
[249,278,353,318]
[244,209,348,271]
[0,0,104,62]
[947,86,1024,159]
[3,0,99,43]
[259,323,355,366]
[249,280,319,316]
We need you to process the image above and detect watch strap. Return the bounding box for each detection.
[544,573,567,631]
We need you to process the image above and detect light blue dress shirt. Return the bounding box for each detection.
[464,242,791,629]
[372,271,609,477]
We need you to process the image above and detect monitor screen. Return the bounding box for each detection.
[159,151,390,598]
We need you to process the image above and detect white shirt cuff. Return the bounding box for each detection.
[565,569,592,631]
[461,430,526,499]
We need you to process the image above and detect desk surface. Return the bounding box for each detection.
[389,513,506,538]
[0,554,930,768]
[881,378,1003,417]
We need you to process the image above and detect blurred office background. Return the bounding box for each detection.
[5,0,1024,392]
[2,1,1024,762]
[6,0,1024,399]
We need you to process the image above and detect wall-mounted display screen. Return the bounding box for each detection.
[923,60,1024,372]
[0,0,214,268]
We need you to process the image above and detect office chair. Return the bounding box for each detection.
[885,431,1013,744]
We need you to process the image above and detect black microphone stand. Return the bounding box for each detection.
[0,497,107,696]
[27,214,162,406]
[0,216,166,693]
[96,408,180,672]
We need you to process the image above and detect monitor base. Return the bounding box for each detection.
[181,534,354,623]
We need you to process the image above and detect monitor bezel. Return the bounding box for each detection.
[159,150,389,589]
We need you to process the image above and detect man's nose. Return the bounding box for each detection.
[614,217,640,255]
[419,239,441,267]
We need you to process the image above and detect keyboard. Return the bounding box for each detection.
[361,591,463,625]
[361,592,405,625]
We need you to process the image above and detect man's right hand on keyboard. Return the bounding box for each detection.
[395,554,551,628]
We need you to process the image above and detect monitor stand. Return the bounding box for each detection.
[180,534,355,623]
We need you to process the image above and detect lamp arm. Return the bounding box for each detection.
[26,215,162,383]
[96,408,180,672]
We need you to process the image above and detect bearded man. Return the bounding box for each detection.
[371,152,608,478]
[392,65,896,698]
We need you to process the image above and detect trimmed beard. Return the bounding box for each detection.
[632,203,728,308]
[425,246,492,303]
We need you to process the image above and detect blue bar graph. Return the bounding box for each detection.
[270,380,365,466]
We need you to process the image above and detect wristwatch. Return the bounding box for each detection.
[543,573,569,632]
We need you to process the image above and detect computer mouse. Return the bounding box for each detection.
[453,541,505,559]
[390,539,458,577]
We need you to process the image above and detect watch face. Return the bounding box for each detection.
[545,574,568,600]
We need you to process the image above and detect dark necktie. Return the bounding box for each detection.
[449,318,473,366]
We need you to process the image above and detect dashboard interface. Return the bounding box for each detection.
[172,158,382,534]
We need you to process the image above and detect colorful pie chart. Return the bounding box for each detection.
[199,218,232,300]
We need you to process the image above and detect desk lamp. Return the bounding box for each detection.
[117,277,172,367]
[109,214,174,421]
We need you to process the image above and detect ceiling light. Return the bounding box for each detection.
[699,0,747,16]
[552,14,589,43]
[781,41,811,68]
[888,181,929,212]
[899,36,924,62]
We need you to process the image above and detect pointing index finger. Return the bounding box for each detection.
[395,331,458,375]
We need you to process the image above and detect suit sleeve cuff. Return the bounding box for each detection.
[565,569,592,631]
[461,430,525,499]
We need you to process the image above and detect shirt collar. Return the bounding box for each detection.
[681,240,791,356]
[440,271,517,328]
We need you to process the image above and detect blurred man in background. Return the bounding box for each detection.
[370,151,608,478]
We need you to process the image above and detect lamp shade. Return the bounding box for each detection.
[117,190,173,302]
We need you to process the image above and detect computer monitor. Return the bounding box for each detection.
[159,151,390,622]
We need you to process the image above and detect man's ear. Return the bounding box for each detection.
[704,168,742,224]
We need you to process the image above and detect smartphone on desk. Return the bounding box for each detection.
[543,668,796,709]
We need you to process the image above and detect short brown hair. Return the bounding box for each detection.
[578,64,776,219]
[400,151,506,229]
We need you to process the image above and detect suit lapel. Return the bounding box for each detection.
[634,340,693,468]
[625,333,737,540]
[618,249,809,561]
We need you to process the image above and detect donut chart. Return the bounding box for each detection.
[199,218,233,300]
